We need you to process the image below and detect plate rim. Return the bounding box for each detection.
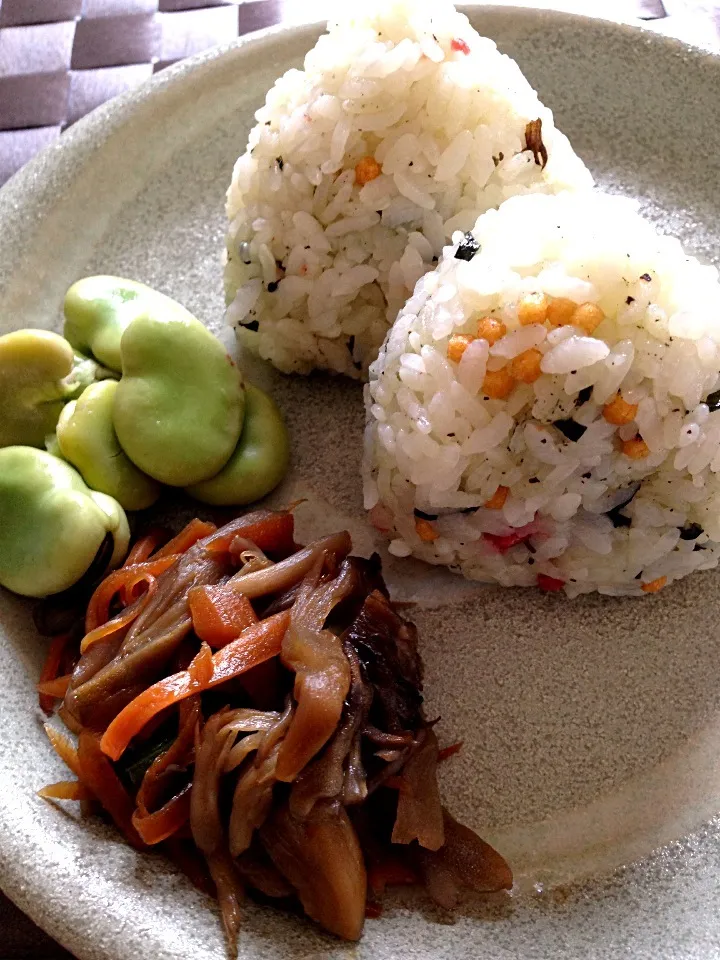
[1,6,720,958]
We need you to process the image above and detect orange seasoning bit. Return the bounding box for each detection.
[622,436,650,459]
[415,518,439,542]
[447,334,475,363]
[476,316,506,345]
[355,156,382,186]
[603,393,639,426]
[546,297,577,327]
[642,576,667,594]
[484,486,509,510]
[509,348,543,384]
[482,366,515,399]
[571,302,605,335]
[517,292,548,326]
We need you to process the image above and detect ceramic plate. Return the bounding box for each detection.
[2,7,720,959]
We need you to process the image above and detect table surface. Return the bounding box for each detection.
[1,0,719,956]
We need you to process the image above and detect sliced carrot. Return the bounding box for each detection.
[438,741,464,763]
[447,334,474,363]
[38,780,93,802]
[483,486,509,510]
[622,436,650,460]
[188,641,214,686]
[154,519,217,559]
[355,156,382,185]
[77,731,145,849]
[44,723,81,776]
[81,577,158,654]
[132,784,192,845]
[120,530,170,603]
[137,700,199,816]
[123,528,169,567]
[84,557,179,633]
[189,584,259,648]
[642,576,667,594]
[368,857,418,895]
[415,518,439,542]
[37,674,72,700]
[603,393,638,426]
[204,511,295,558]
[38,632,74,715]
[100,611,291,762]
[482,367,515,399]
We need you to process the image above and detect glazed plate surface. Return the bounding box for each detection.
[1,7,720,958]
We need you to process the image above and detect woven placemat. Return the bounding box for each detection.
[0,0,320,182]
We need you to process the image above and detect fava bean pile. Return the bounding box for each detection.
[0,278,289,598]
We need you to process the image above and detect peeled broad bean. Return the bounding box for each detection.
[186,384,289,505]
[113,298,245,486]
[56,380,161,511]
[63,276,166,373]
[0,446,129,597]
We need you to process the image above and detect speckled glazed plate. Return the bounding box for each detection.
[2,7,720,960]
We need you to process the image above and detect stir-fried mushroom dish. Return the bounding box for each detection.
[36,509,512,954]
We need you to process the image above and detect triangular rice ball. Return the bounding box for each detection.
[225,0,592,378]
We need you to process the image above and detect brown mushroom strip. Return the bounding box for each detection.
[228,702,294,857]
[190,709,238,856]
[275,560,357,782]
[235,844,293,899]
[414,808,513,909]
[525,117,548,168]
[260,800,367,941]
[289,641,371,818]
[206,848,245,960]
[391,727,444,851]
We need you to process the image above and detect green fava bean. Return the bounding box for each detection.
[113,302,245,487]
[186,384,289,506]
[0,329,93,449]
[56,380,161,511]
[0,446,130,598]
[63,276,168,374]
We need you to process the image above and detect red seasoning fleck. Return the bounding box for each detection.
[451,37,471,54]
[537,574,565,592]
[483,530,530,554]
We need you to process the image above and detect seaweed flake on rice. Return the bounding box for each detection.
[224,0,592,379]
[363,191,720,596]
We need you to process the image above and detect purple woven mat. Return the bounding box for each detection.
[0,0,319,182]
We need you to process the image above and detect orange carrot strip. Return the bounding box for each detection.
[188,641,214,687]
[38,632,74,714]
[37,674,72,699]
[438,741,463,763]
[153,519,217,559]
[38,780,93,802]
[188,585,259,649]
[123,528,169,567]
[368,858,418,895]
[77,731,145,848]
[101,611,291,762]
[132,784,192,845]
[85,557,179,633]
[80,577,158,654]
[44,723,81,777]
[205,512,295,558]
